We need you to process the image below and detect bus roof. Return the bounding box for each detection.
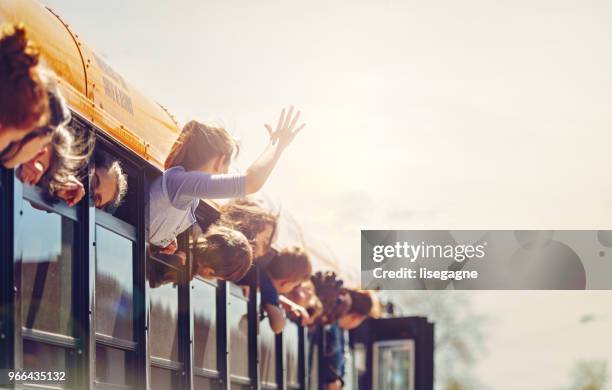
[0,0,180,169]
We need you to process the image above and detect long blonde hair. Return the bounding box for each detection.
[164,120,238,170]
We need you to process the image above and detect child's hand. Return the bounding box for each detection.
[175,251,187,266]
[159,239,178,255]
[17,160,45,185]
[55,176,85,207]
[241,286,250,298]
[289,305,310,326]
[264,106,305,151]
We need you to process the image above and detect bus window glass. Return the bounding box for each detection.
[20,202,73,335]
[95,344,131,386]
[228,290,249,380]
[23,339,68,373]
[192,277,217,371]
[259,313,277,387]
[285,321,300,388]
[95,225,134,340]
[150,367,179,390]
[194,376,214,390]
[309,341,319,390]
[149,265,180,361]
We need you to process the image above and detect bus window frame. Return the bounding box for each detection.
[9,168,83,389]
[90,121,148,390]
[93,209,138,388]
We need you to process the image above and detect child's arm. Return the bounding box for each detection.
[164,107,304,201]
[16,146,51,185]
[264,303,286,334]
[279,295,310,326]
[165,168,246,202]
[244,107,305,194]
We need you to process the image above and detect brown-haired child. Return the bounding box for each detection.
[337,289,374,330]
[149,225,252,288]
[239,246,312,334]
[148,107,304,251]
[217,198,278,259]
[191,225,253,283]
[285,280,323,326]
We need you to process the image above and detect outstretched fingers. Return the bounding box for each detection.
[283,106,294,130]
[292,122,306,137]
[289,110,301,131]
[264,124,274,138]
[276,108,286,133]
[267,106,306,149]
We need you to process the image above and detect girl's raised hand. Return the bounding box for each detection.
[264,106,305,150]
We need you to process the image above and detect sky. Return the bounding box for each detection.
[37,0,612,388]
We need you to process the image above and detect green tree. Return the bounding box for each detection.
[566,360,608,390]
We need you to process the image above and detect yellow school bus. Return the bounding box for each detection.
[0,1,432,389]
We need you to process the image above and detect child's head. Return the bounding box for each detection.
[338,289,374,330]
[164,120,238,173]
[92,152,128,210]
[0,23,50,154]
[218,199,278,259]
[192,225,253,283]
[3,83,73,170]
[265,246,312,294]
[311,271,351,325]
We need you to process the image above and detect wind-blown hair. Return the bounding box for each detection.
[164,120,239,170]
[191,225,253,282]
[94,152,128,211]
[217,198,278,249]
[43,90,93,200]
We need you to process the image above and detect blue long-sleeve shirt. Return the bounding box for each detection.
[148,166,245,247]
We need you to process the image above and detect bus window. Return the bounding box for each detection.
[309,338,320,390]
[228,282,250,386]
[285,321,300,389]
[149,257,181,385]
[194,375,216,389]
[151,366,181,390]
[23,338,70,372]
[94,223,135,388]
[149,268,180,361]
[20,202,74,335]
[354,342,367,388]
[259,296,277,389]
[95,225,134,340]
[19,185,78,389]
[192,276,218,377]
[96,344,131,387]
